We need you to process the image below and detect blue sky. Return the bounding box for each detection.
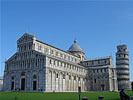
[1,0,133,81]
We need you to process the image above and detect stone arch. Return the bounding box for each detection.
[55,71,59,91]
[78,77,81,87]
[48,70,52,91]
[32,74,37,79]
[52,71,56,91]
[58,72,62,91]
[67,74,71,91]
[74,75,78,91]
[62,73,66,91]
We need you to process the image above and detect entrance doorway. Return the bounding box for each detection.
[11,81,14,90]
[21,78,25,90]
[33,81,37,90]
[101,84,105,91]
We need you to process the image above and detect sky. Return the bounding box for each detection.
[1,0,133,81]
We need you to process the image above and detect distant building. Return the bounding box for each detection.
[2,33,130,92]
[0,76,3,91]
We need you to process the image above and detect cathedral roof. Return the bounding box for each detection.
[68,40,84,52]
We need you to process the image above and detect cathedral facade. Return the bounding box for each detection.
[3,33,130,92]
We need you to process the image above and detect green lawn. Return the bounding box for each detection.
[0,91,133,100]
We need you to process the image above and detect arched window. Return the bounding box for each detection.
[33,75,37,79]
[21,72,25,76]
[11,76,14,80]
[63,74,65,79]
[94,79,96,83]
[74,76,76,80]
[69,75,71,80]
[78,77,80,81]
[49,59,52,64]
[56,74,58,78]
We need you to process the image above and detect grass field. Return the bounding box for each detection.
[0,91,133,100]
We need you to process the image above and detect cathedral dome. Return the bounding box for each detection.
[68,40,84,53]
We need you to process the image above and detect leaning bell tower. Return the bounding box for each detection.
[116,45,130,90]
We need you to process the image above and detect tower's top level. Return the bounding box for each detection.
[117,45,127,52]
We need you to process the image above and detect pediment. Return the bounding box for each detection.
[6,53,17,63]
[17,33,34,44]
[6,50,46,63]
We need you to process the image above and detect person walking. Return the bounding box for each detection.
[120,89,130,100]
